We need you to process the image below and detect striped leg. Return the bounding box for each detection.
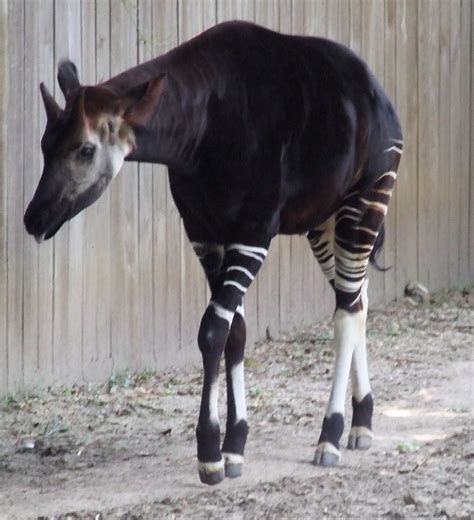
[307,215,335,286]
[194,242,269,485]
[314,168,397,466]
[347,277,374,450]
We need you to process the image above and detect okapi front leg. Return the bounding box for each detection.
[222,305,248,478]
[196,243,268,485]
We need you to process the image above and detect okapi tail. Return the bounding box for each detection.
[369,223,391,272]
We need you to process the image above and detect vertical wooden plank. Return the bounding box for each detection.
[81,0,98,380]
[36,0,55,389]
[82,0,110,382]
[253,1,281,338]
[151,0,180,368]
[448,1,461,289]
[418,0,440,292]
[0,0,8,394]
[217,0,254,22]
[326,0,338,41]
[53,0,83,385]
[137,0,156,369]
[338,0,350,47]
[7,0,25,391]
[361,0,385,304]
[395,0,418,294]
[458,0,471,286]
[383,0,397,303]
[23,0,41,387]
[177,0,215,365]
[90,0,113,379]
[109,0,140,372]
[470,1,474,284]
[438,0,451,292]
[350,0,362,52]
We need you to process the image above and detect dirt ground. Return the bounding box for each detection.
[0,289,472,519]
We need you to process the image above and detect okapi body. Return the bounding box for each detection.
[24,21,402,485]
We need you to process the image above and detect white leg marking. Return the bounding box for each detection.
[231,361,247,422]
[358,198,388,214]
[377,171,398,181]
[227,265,255,280]
[210,301,234,327]
[327,308,365,416]
[384,145,403,154]
[351,279,371,401]
[349,426,374,439]
[223,280,248,293]
[197,458,225,474]
[226,244,268,257]
[236,304,245,318]
[221,452,244,464]
[315,442,341,457]
[209,378,219,425]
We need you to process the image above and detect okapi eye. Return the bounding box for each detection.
[77,143,96,161]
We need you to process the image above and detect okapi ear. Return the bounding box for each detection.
[57,59,81,99]
[70,88,87,128]
[124,73,166,127]
[40,82,62,122]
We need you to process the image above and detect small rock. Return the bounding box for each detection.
[405,282,430,303]
[403,494,416,506]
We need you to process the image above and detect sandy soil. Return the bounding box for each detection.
[0,289,472,519]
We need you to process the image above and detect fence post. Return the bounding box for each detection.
[0,0,8,394]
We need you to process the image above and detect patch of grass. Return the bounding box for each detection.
[1,390,43,412]
[134,369,156,385]
[105,370,134,393]
[396,441,420,453]
[245,357,259,369]
[249,387,262,398]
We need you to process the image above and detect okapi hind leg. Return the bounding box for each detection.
[347,278,374,451]
[314,165,398,467]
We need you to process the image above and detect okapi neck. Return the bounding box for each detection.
[125,80,209,174]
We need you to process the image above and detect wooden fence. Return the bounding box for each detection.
[0,0,472,394]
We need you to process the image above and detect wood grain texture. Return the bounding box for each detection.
[438,0,450,292]
[382,0,397,303]
[395,0,418,294]
[448,1,462,289]
[418,0,441,292]
[7,0,25,391]
[458,0,471,286]
[0,0,8,394]
[109,0,140,372]
[1,0,472,393]
[361,0,386,304]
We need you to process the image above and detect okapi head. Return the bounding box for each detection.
[24,60,165,243]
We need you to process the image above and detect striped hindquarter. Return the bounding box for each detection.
[308,162,399,466]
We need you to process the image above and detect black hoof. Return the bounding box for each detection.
[347,427,373,450]
[198,459,225,485]
[313,442,341,467]
[198,467,225,485]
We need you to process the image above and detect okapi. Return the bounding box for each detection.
[24,21,402,485]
